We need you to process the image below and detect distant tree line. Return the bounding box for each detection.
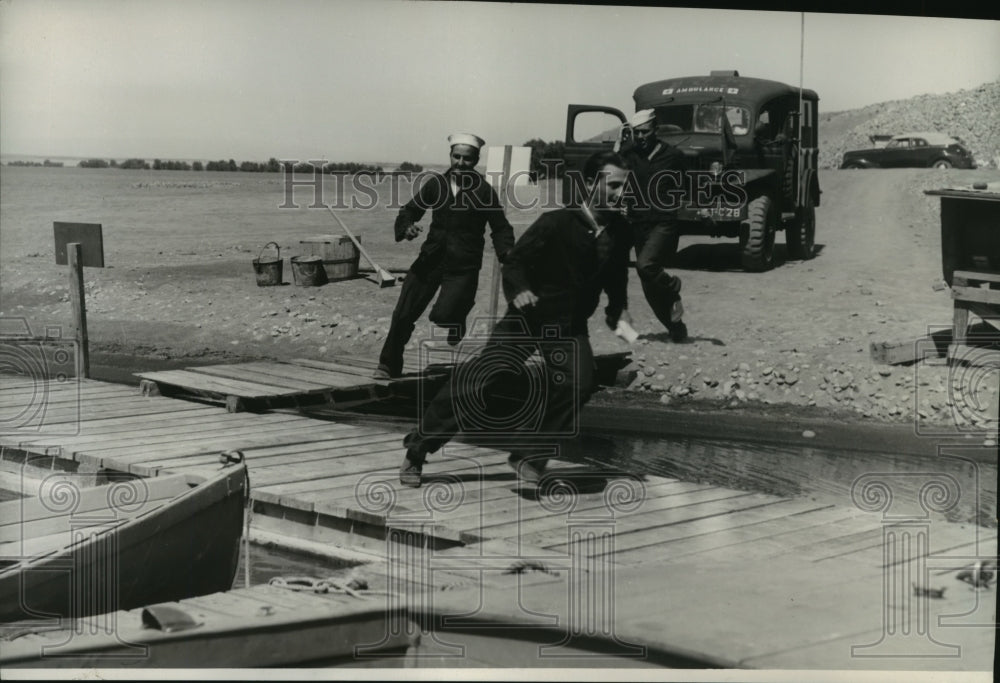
[153,159,192,171]
[71,157,424,175]
[325,161,383,174]
[205,159,240,172]
[68,143,573,177]
[6,159,63,167]
[239,158,283,173]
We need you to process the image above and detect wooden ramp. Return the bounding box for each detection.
[134,348,632,413]
[1,374,994,670]
[133,353,432,413]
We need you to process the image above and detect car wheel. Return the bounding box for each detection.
[786,204,816,261]
[741,195,776,272]
[933,159,952,169]
[842,163,864,169]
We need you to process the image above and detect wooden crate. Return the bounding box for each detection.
[925,185,1000,365]
[925,184,1000,287]
[299,234,360,281]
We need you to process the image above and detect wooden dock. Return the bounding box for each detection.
[0,372,995,670]
[133,352,435,412]
[133,348,631,412]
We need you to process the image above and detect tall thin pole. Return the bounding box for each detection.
[68,242,90,378]
[798,12,805,146]
[797,12,805,204]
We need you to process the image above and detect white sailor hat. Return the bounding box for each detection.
[630,109,656,128]
[448,133,485,150]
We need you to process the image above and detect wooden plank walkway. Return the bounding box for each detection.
[0,373,994,670]
[133,353,427,412]
[133,348,631,412]
[132,344,505,412]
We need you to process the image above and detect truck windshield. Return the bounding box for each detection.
[655,104,751,135]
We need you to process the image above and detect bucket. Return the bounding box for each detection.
[290,255,329,287]
[252,242,283,286]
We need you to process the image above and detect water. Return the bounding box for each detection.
[302,406,997,529]
[0,165,556,273]
[225,418,994,587]
[0,166,403,265]
[573,433,996,528]
[0,488,25,503]
[232,542,362,591]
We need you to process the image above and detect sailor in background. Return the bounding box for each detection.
[618,109,688,342]
[374,133,515,379]
[397,151,633,488]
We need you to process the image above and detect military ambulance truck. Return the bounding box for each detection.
[564,70,820,272]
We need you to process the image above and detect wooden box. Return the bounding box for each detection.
[926,184,1000,287]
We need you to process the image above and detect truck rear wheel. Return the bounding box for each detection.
[786,204,816,260]
[740,195,776,272]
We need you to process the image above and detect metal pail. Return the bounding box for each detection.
[290,255,328,287]
[252,242,283,286]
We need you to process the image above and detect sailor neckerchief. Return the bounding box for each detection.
[580,203,607,239]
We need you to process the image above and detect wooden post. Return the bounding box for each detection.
[68,242,90,378]
[488,145,514,324]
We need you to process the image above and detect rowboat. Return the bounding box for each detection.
[4,551,996,671]
[0,456,249,626]
[0,564,732,669]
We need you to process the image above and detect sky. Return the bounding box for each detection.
[1,0,998,164]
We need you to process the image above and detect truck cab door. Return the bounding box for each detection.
[563,104,627,205]
[796,97,819,208]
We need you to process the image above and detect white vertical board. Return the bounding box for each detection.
[483,145,531,324]
[485,146,531,190]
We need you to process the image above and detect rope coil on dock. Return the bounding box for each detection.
[502,560,560,576]
[267,575,376,599]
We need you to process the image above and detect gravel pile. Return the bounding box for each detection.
[618,349,996,438]
[819,80,1000,169]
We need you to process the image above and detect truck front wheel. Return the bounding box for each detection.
[740,195,776,272]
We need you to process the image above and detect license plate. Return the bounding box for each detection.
[698,205,743,220]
